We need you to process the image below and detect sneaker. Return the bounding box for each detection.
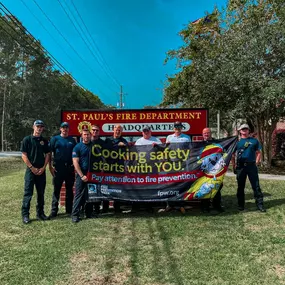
[165,206,173,212]
[214,206,225,213]
[85,214,93,219]
[257,205,266,212]
[201,206,210,213]
[23,216,31,224]
[238,206,245,211]
[37,214,48,221]
[72,216,80,223]
[114,208,122,213]
[48,212,57,219]
[157,208,166,213]
[180,207,186,214]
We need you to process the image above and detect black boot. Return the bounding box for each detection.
[200,200,210,213]
[257,204,266,212]
[23,216,31,224]
[37,213,48,221]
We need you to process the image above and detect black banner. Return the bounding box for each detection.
[86,136,238,202]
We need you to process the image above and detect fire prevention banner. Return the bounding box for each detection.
[86,136,238,202]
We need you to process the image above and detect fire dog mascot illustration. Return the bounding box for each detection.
[184,144,228,200]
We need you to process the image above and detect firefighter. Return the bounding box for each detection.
[21,120,50,224]
[232,124,266,212]
[71,128,93,222]
[49,122,77,218]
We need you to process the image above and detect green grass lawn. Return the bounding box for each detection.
[0,158,285,285]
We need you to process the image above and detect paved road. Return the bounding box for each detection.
[0,151,21,158]
[226,171,285,181]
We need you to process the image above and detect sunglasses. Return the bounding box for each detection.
[92,129,99,132]
[174,125,183,129]
[36,125,44,128]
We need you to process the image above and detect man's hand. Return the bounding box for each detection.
[49,165,56,177]
[31,167,39,175]
[36,167,46,175]
[233,167,237,175]
[81,175,88,182]
[118,142,126,147]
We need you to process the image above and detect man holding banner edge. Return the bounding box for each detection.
[71,128,93,223]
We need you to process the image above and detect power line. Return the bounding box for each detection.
[57,0,117,93]
[18,0,108,97]
[0,7,102,107]
[0,5,85,90]
[19,0,80,73]
[70,0,121,88]
[0,15,97,106]
[31,0,116,99]
[0,17,86,95]
[61,0,120,91]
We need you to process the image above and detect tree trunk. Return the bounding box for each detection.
[1,82,7,152]
[256,115,277,167]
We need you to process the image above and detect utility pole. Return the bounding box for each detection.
[217,110,220,139]
[117,85,126,109]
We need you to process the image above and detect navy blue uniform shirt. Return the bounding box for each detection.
[49,135,76,165]
[105,136,128,147]
[72,142,92,172]
[237,137,261,163]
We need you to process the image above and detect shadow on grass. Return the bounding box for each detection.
[127,216,184,284]
[244,198,285,210]
[129,219,140,285]
[127,216,184,285]
[102,217,122,284]
[221,191,285,212]
[153,217,184,285]
[222,192,272,200]
[82,214,127,284]
[144,218,165,283]
[95,192,285,218]
[42,191,285,223]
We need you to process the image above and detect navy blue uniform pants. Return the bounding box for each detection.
[22,168,46,217]
[51,165,75,215]
[71,174,92,218]
[212,186,222,208]
[200,185,222,211]
[236,163,264,208]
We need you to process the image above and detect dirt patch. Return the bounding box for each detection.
[60,251,132,285]
[274,264,285,280]
[244,224,268,232]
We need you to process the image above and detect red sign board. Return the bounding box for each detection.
[61,108,208,137]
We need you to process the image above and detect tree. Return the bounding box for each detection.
[0,14,108,150]
[163,0,285,165]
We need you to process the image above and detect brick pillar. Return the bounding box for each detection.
[59,182,66,207]
[60,183,112,208]
[59,182,76,207]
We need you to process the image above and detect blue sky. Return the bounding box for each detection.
[2,0,227,109]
